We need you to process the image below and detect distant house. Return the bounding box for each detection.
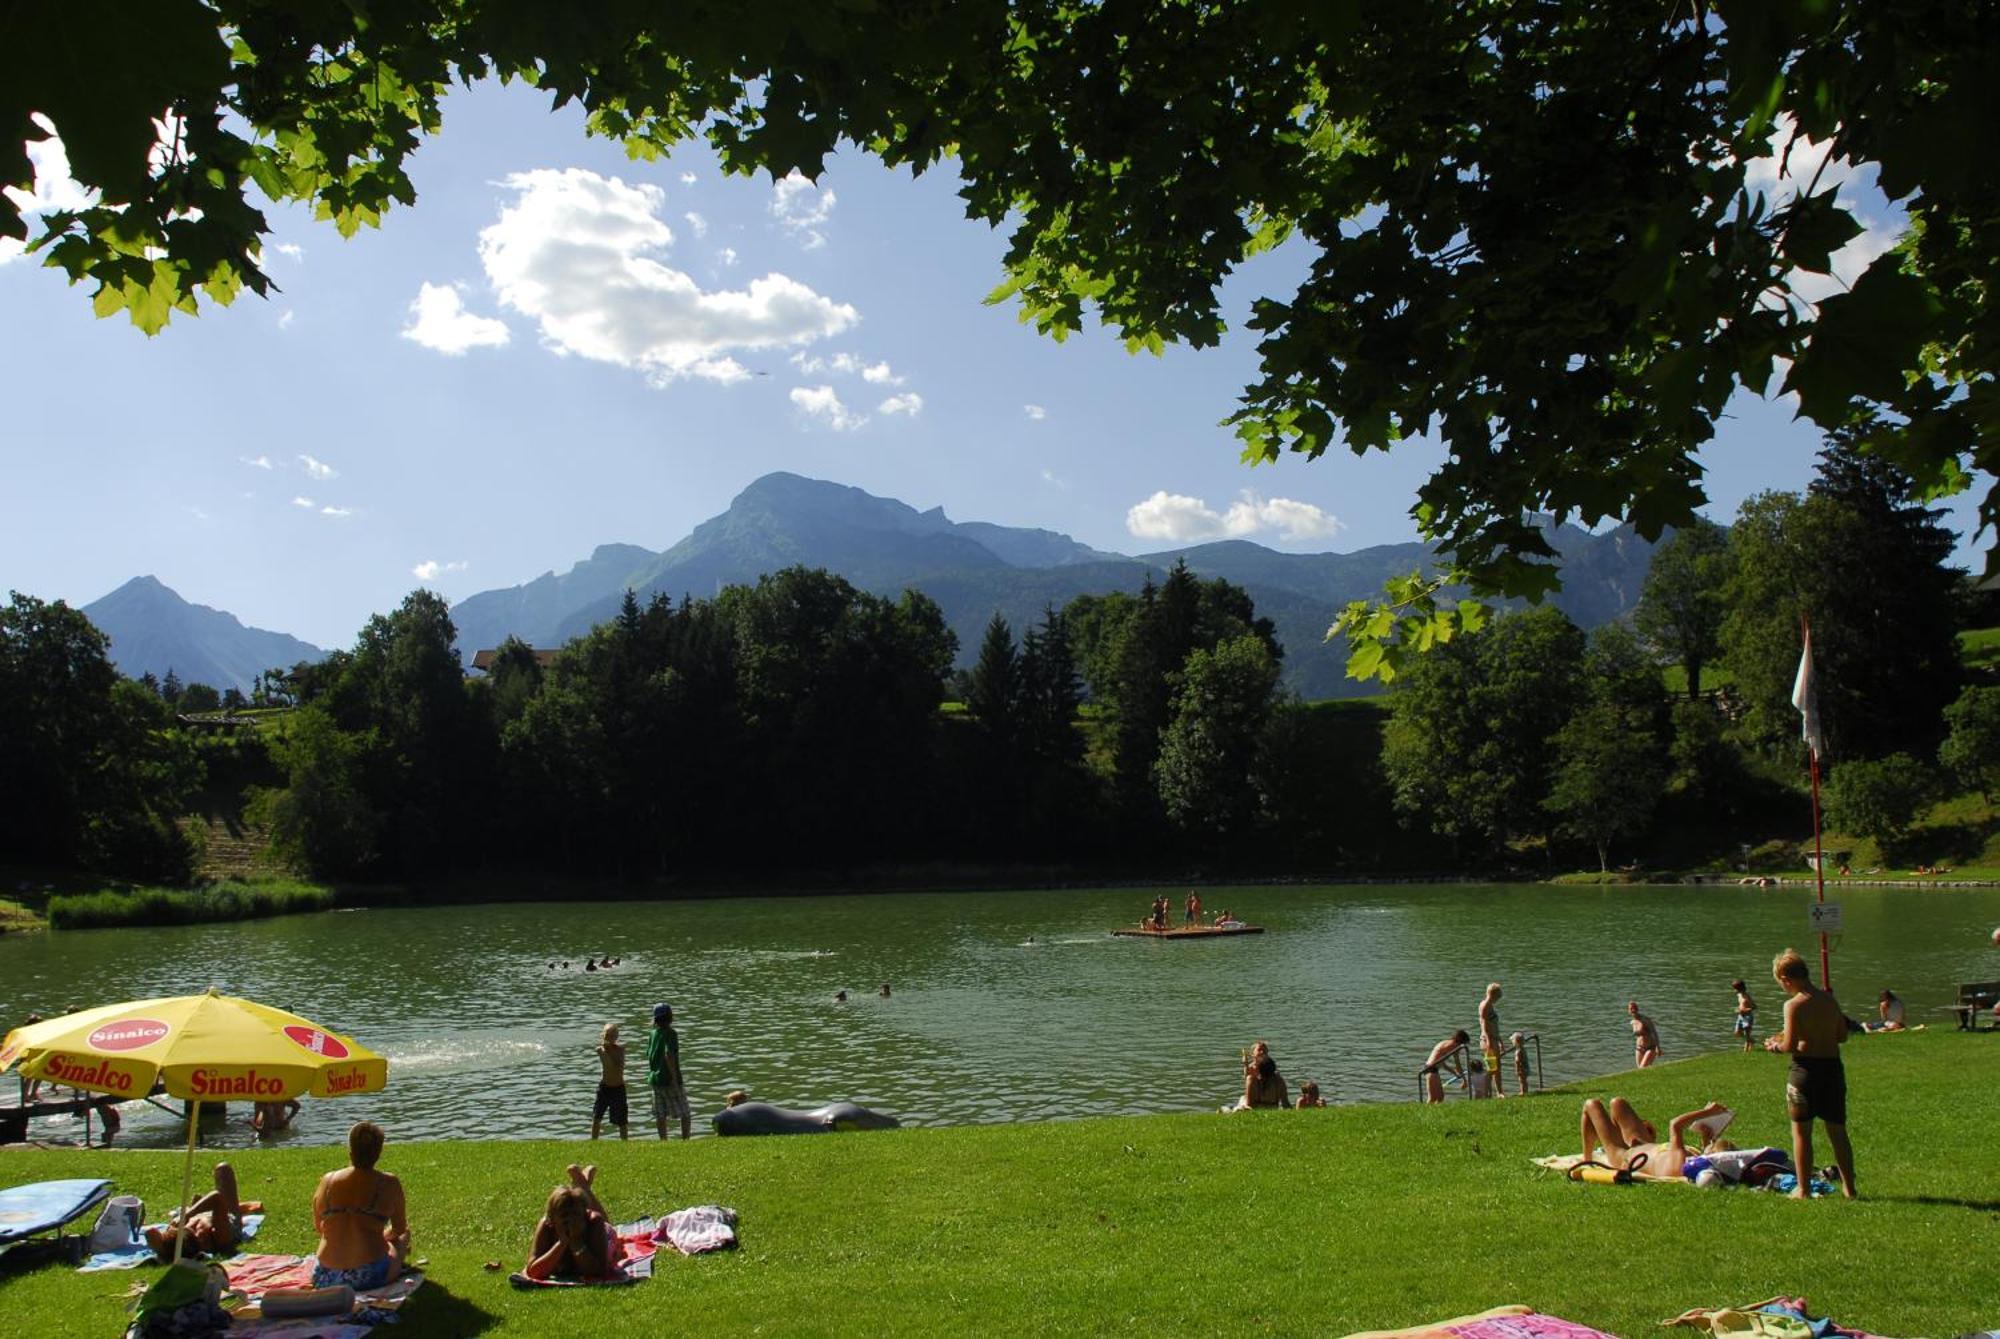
[469,647,561,675]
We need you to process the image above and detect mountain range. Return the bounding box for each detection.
[73,475,1659,701]
[81,576,325,693]
[449,472,1660,700]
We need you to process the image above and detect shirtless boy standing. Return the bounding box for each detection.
[1763,948,1857,1199]
[1478,983,1504,1096]
[1732,979,1757,1051]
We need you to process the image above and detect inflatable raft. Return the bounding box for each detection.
[1111,923,1264,938]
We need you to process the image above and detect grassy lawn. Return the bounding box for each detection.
[0,898,45,933]
[1,1033,1993,1336]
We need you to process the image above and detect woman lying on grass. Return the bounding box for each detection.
[1579,1097,1734,1179]
[524,1164,622,1281]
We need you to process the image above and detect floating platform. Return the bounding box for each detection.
[1111,923,1264,939]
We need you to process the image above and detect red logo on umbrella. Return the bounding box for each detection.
[282,1025,350,1060]
[87,1019,169,1052]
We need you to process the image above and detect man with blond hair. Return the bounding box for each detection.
[1763,948,1857,1199]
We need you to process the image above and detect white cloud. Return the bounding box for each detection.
[1041,468,1069,489]
[717,247,738,267]
[185,505,211,524]
[877,392,924,417]
[401,281,511,355]
[679,171,697,185]
[789,384,867,432]
[277,309,295,330]
[320,505,352,518]
[477,168,857,386]
[683,211,708,238]
[0,118,97,265]
[1024,404,1047,421]
[790,351,905,384]
[1742,114,1907,306]
[1125,490,1344,543]
[240,454,273,470]
[770,168,835,248]
[298,453,337,481]
[271,242,304,261]
[412,559,470,582]
[292,496,315,508]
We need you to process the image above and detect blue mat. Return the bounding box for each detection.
[0,1179,110,1245]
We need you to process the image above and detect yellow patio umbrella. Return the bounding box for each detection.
[0,988,387,1262]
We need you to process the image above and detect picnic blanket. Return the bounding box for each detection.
[1664,1295,1902,1338]
[1346,1304,1618,1338]
[508,1220,661,1288]
[77,1213,265,1271]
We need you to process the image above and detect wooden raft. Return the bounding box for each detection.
[1110,923,1265,939]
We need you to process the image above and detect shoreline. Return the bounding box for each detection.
[11,864,2000,935]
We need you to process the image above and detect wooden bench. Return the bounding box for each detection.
[1939,980,2000,1031]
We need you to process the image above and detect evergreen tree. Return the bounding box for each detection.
[1154,635,1281,837]
[160,668,183,707]
[965,614,1021,744]
[1019,605,1082,766]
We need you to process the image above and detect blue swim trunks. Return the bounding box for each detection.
[311,1255,392,1290]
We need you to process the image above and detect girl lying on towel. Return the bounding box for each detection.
[1579,1098,1735,1179]
[524,1165,624,1282]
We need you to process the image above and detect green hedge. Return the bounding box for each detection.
[46,879,334,930]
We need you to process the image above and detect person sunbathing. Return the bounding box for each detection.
[1579,1097,1734,1179]
[524,1165,621,1281]
[147,1161,243,1259]
[311,1121,410,1290]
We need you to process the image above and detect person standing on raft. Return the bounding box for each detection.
[1764,947,1857,1199]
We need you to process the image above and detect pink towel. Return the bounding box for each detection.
[1447,1315,1618,1339]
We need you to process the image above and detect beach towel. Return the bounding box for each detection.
[508,1219,661,1288]
[1345,1305,1618,1338]
[78,1213,265,1272]
[1664,1295,1902,1339]
[658,1204,738,1254]
[224,1268,423,1332]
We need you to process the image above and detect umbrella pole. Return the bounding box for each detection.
[172,1100,198,1266]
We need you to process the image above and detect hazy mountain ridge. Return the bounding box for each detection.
[453,473,1660,701]
[81,576,325,692]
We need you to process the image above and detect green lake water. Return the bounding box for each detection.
[3,883,1996,1148]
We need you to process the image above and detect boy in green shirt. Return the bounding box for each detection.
[645,1002,691,1141]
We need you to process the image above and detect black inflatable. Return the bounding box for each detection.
[712,1101,901,1136]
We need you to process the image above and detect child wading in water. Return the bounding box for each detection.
[591,1024,628,1140]
[1732,979,1757,1052]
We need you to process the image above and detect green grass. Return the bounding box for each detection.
[0,897,45,933]
[45,879,335,930]
[1958,626,2000,672]
[0,1034,1991,1336]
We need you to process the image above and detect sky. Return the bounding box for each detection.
[0,83,1986,650]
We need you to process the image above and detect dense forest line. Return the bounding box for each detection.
[4,443,1996,890]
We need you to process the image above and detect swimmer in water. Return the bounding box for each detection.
[586,958,598,972]
[879,983,892,998]
[834,989,847,1002]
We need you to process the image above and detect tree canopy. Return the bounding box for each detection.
[6,1,1993,654]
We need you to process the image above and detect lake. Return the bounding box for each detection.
[3,882,1995,1149]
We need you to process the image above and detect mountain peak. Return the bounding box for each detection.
[82,578,324,691]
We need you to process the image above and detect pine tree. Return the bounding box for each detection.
[966,614,1021,744]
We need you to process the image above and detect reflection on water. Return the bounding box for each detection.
[2,882,1994,1148]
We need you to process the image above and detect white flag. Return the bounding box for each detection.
[1792,626,1826,761]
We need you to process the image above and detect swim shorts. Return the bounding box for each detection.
[1785,1056,1847,1125]
[592,1082,628,1127]
[312,1254,392,1290]
[650,1079,690,1128]
[1733,1012,1754,1036]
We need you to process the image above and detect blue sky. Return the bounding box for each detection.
[0,83,1984,649]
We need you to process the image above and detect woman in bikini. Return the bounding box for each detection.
[1578,1097,1734,1179]
[311,1121,410,1291]
[523,1164,622,1280]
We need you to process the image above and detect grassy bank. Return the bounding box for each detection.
[0,898,45,933]
[44,879,335,930]
[1,1034,1992,1336]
